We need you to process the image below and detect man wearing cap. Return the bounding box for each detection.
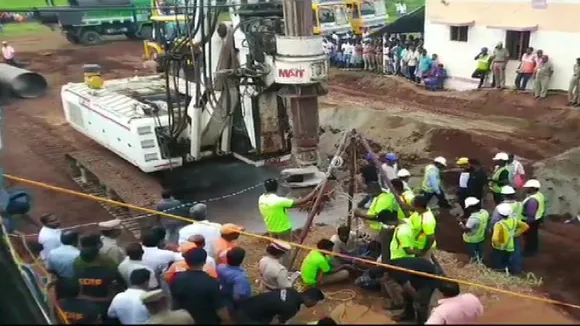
[178,203,221,255]
[491,203,528,274]
[170,246,234,324]
[421,156,451,209]
[521,179,545,257]
[259,240,296,291]
[489,152,510,204]
[456,157,470,214]
[381,153,399,182]
[141,289,194,324]
[258,178,318,266]
[491,42,509,89]
[212,223,244,264]
[98,219,126,266]
[397,169,412,191]
[490,186,522,228]
[458,197,489,263]
[46,231,80,279]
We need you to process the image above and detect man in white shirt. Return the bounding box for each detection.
[178,203,221,255]
[1,41,17,66]
[108,268,151,324]
[508,153,526,188]
[118,242,160,290]
[38,213,62,261]
[381,153,399,182]
[141,230,183,275]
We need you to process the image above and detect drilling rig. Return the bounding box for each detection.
[60,0,327,181]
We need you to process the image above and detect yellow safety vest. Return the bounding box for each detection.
[401,189,415,206]
[477,54,490,70]
[522,192,545,220]
[390,223,415,260]
[489,166,508,193]
[509,201,523,220]
[462,209,489,244]
[421,164,439,193]
[492,217,517,252]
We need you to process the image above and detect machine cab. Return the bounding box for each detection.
[143,14,188,60]
[312,0,351,36]
[345,0,387,35]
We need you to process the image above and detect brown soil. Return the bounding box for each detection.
[3,33,580,323]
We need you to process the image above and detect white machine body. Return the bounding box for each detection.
[62,5,328,173]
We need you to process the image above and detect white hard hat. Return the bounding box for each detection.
[496,202,513,217]
[464,197,480,208]
[500,185,516,195]
[493,152,509,161]
[523,179,541,189]
[397,169,411,177]
[433,156,447,166]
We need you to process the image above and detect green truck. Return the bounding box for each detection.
[37,0,153,45]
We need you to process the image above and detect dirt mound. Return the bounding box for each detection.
[533,146,580,218]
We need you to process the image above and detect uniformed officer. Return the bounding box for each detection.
[98,219,126,265]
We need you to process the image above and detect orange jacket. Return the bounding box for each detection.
[164,260,217,284]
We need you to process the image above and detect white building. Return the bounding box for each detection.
[424,0,580,91]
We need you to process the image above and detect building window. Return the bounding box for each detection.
[449,26,468,42]
[505,30,531,60]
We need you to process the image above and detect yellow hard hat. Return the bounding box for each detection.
[456,157,469,165]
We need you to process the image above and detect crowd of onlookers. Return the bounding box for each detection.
[0,12,34,24]
[323,32,448,91]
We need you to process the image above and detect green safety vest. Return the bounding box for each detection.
[492,217,517,252]
[390,223,415,260]
[463,209,490,244]
[509,201,523,220]
[367,193,392,231]
[477,54,490,71]
[421,164,439,193]
[489,166,508,193]
[522,192,545,220]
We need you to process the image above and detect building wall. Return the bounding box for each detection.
[424,0,580,91]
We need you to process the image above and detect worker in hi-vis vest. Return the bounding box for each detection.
[354,181,404,241]
[521,179,545,257]
[421,156,451,209]
[458,197,489,263]
[396,169,413,192]
[491,203,529,274]
[490,186,522,229]
[489,152,510,205]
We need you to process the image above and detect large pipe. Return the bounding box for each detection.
[0,64,48,99]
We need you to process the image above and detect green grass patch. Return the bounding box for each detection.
[386,0,424,23]
[1,0,68,10]
[1,22,56,37]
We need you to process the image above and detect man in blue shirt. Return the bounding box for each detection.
[46,231,80,279]
[217,247,252,306]
[421,157,452,209]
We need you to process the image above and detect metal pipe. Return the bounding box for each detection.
[288,131,352,269]
[0,64,48,99]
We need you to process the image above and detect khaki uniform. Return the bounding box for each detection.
[534,62,553,98]
[568,64,580,103]
[99,236,126,266]
[492,48,510,88]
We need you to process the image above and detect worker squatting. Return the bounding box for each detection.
[20,151,543,325]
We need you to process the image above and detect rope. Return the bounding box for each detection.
[5,173,580,311]
[0,217,69,324]
[296,282,357,302]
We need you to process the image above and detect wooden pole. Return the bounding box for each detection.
[288,131,352,270]
[347,130,357,230]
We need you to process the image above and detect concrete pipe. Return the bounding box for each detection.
[0,64,48,99]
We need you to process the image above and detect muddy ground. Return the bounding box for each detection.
[2,31,580,323]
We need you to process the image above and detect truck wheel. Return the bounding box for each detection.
[80,30,103,46]
[65,33,80,44]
